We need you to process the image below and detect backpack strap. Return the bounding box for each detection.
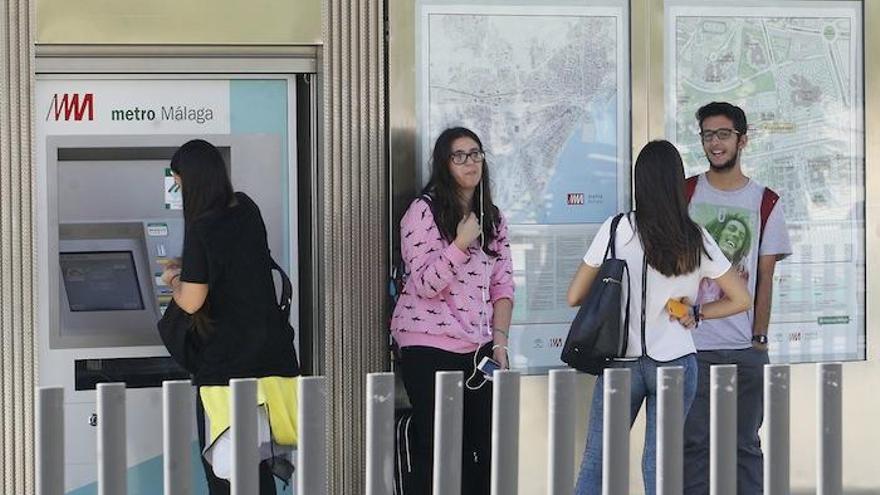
[758,187,779,249]
[389,194,436,364]
[270,259,293,321]
[684,175,699,203]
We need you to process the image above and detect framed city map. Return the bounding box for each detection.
[416,1,631,372]
[665,0,866,363]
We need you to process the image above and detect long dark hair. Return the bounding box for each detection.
[421,127,500,256]
[169,139,234,336]
[170,139,235,225]
[633,140,709,276]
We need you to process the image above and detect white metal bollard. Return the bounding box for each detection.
[817,363,842,495]
[710,365,737,495]
[491,370,520,495]
[163,380,193,495]
[37,386,64,495]
[366,372,395,495]
[764,364,790,495]
[230,378,258,495]
[298,376,327,495]
[657,366,684,495]
[603,368,630,495]
[547,369,577,495]
[97,383,127,495]
[433,371,464,495]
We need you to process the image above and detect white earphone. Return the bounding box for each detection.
[466,178,493,391]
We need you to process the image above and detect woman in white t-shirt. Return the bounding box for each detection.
[567,140,752,495]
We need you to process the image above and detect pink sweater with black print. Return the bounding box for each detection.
[391,197,515,353]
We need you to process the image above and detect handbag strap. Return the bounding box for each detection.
[605,212,631,357]
[603,213,626,260]
[640,255,648,356]
[622,261,631,356]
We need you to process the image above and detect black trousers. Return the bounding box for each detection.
[683,348,769,495]
[399,343,494,495]
[196,390,277,495]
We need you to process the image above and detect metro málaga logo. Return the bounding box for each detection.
[46,93,94,121]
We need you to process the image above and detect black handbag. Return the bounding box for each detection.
[561,213,631,375]
[157,298,203,374]
[157,259,297,375]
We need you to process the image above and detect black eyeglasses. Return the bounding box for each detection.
[449,150,485,165]
[699,128,740,143]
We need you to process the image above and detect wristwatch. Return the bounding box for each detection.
[752,334,768,345]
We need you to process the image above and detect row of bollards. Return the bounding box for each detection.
[36,378,332,495]
[36,363,842,494]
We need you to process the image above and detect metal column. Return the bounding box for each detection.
[36,387,64,495]
[657,366,684,495]
[491,370,520,495]
[366,373,395,495]
[817,363,842,495]
[433,371,464,495]
[603,368,630,495]
[547,369,577,495]
[163,380,193,495]
[230,378,258,495]
[97,383,126,495]
[764,364,790,495]
[298,377,328,495]
[710,365,737,495]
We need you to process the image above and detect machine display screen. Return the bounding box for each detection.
[60,251,145,312]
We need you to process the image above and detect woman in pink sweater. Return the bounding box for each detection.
[391,127,514,494]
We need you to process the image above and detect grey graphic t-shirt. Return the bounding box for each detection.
[689,174,792,350]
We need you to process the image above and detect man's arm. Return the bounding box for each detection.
[752,254,779,350]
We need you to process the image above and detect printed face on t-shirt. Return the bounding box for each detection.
[692,204,757,303]
[717,217,749,261]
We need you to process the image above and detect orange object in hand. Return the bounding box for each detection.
[666,299,690,319]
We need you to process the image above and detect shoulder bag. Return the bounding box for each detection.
[560,213,631,375]
[157,259,298,375]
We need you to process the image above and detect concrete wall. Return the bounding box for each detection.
[36,0,322,45]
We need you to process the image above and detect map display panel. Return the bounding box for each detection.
[666,1,865,363]
[418,3,630,371]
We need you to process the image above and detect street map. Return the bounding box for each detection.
[667,2,865,363]
[420,4,630,370]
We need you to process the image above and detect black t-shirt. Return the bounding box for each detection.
[181,192,299,385]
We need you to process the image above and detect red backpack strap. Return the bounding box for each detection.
[758,187,780,248]
[684,175,699,204]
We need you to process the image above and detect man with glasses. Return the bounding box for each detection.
[683,102,792,494]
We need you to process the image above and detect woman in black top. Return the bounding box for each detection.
[160,139,299,494]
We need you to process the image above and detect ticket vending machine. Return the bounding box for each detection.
[41,133,291,493]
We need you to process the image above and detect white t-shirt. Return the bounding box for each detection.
[583,214,732,361]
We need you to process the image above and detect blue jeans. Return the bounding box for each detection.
[575,354,698,495]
